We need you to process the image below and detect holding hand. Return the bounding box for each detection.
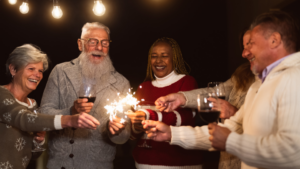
[34,131,46,143]
[109,116,126,135]
[72,98,94,114]
[207,98,238,119]
[142,120,171,142]
[208,123,231,151]
[126,110,146,124]
[62,113,100,130]
[155,93,186,112]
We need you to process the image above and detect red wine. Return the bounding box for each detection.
[198,110,220,123]
[79,97,96,103]
[218,96,225,100]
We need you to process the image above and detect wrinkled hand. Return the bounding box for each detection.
[126,110,146,124]
[142,120,171,142]
[72,98,94,114]
[208,123,231,151]
[34,131,46,143]
[109,116,126,135]
[155,93,186,112]
[208,98,238,119]
[62,113,100,130]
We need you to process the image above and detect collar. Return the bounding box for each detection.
[152,71,185,87]
[259,54,293,83]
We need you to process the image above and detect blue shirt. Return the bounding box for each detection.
[259,54,292,83]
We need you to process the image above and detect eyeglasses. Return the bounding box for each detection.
[80,38,111,47]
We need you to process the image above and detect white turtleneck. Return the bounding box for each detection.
[152,71,186,88]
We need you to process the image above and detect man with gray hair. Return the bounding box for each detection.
[40,22,131,169]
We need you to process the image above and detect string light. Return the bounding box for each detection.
[19,1,29,14]
[52,0,63,19]
[8,0,17,5]
[93,0,105,16]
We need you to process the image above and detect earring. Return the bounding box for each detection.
[12,75,14,78]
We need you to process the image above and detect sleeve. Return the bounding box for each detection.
[226,71,300,169]
[170,105,244,150]
[0,90,59,132]
[40,66,72,116]
[108,78,131,144]
[181,78,232,108]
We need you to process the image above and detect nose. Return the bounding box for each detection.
[96,43,103,51]
[242,48,251,58]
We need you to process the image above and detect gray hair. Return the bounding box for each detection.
[5,44,49,76]
[81,22,110,39]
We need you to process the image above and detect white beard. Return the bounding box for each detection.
[78,50,114,85]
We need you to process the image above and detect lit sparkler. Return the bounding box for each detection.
[104,90,140,124]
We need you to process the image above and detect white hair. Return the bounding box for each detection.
[81,22,110,39]
[5,44,49,76]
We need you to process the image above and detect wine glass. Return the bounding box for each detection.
[207,82,226,100]
[31,108,46,152]
[137,104,152,149]
[197,93,220,151]
[79,82,96,103]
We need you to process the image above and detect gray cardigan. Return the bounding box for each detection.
[40,58,131,169]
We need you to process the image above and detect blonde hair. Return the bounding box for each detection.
[144,37,190,81]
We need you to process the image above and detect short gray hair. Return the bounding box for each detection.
[5,44,49,76]
[81,22,110,39]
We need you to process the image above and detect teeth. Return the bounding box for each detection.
[28,79,38,83]
[156,66,164,69]
[250,58,255,62]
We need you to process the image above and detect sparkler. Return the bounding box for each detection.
[104,89,139,124]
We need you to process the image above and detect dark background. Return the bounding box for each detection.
[1,0,298,103]
[1,0,299,168]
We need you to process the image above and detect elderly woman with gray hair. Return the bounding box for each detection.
[0,44,100,168]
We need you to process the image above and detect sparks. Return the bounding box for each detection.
[104,90,140,124]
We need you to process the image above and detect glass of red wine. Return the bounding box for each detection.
[197,93,220,151]
[79,83,96,103]
[207,82,226,100]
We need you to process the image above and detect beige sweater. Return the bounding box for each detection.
[171,52,300,169]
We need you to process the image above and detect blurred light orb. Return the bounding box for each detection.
[52,6,63,19]
[9,0,17,5]
[19,2,29,14]
[93,0,105,16]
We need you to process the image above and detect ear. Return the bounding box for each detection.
[9,64,16,76]
[77,39,83,51]
[269,32,282,49]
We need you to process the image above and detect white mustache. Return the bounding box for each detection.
[89,51,107,56]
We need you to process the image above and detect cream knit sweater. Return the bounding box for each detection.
[170,51,300,169]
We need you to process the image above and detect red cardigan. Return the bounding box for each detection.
[132,75,203,168]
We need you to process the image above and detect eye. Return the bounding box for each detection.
[151,55,157,58]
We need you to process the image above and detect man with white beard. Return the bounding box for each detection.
[40,22,131,169]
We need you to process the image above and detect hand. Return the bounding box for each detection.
[109,116,126,135]
[208,123,231,151]
[142,120,171,142]
[72,98,94,114]
[155,93,186,112]
[34,131,46,143]
[207,98,238,119]
[126,110,146,124]
[61,113,100,130]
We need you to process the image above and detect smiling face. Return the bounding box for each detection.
[11,62,43,93]
[248,25,273,75]
[78,28,109,64]
[151,42,174,78]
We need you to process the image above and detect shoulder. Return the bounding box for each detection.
[177,75,198,87]
[181,75,196,83]
[54,60,77,71]
[112,71,129,85]
[0,86,12,98]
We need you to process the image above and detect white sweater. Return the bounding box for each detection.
[170,51,300,169]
